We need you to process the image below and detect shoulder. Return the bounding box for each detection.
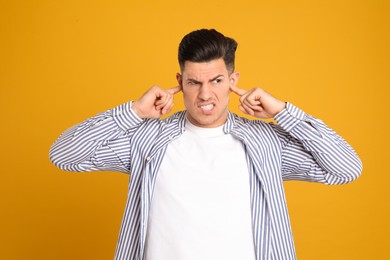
[137,111,186,130]
[229,113,289,145]
[230,112,274,131]
[162,111,187,124]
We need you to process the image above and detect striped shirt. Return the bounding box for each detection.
[49,102,362,260]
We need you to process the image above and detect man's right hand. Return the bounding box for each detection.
[131,85,182,119]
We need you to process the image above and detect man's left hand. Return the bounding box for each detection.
[230,85,286,119]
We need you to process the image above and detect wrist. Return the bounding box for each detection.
[273,101,287,117]
[131,100,144,118]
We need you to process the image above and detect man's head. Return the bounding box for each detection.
[176,29,240,128]
[178,29,238,74]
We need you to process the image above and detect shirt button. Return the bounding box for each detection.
[146,157,151,161]
[168,135,173,140]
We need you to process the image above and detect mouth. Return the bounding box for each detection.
[198,103,215,113]
[200,104,214,111]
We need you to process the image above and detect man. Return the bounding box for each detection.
[50,29,362,260]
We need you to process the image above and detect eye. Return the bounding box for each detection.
[212,78,222,84]
[187,81,198,86]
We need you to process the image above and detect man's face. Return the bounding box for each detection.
[176,58,240,128]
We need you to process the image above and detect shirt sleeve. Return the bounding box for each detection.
[49,101,143,174]
[273,102,363,185]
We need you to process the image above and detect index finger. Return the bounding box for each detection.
[230,85,247,96]
[167,85,182,95]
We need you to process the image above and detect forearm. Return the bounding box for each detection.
[275,103,362,184]
[49,101,143,173]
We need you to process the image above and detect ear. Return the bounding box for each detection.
[229,72,240,87]
[176,73,183,87]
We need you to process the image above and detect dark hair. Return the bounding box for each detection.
[178,29,238,74]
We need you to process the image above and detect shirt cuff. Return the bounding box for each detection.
[274,102,306,132]
[112,101,143,131]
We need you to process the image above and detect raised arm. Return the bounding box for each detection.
[273,103,362,184]
[230,85,362,184]
[49,101,142,173]
[49,85,181,173]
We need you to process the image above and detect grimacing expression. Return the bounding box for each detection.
[176,58,240,128]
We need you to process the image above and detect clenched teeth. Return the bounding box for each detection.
[200,104,214,111]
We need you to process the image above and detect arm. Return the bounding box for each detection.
[49,85,181,173]
[49,101,143,173]
[273,103,362,184]
[230,85,362,185]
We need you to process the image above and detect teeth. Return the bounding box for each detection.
[201,104,213,111]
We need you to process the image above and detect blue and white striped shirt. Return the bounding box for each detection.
[49,102,362,260]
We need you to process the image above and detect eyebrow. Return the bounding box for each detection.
[186,74,224,84]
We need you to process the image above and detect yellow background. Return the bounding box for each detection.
[1,0,388,259]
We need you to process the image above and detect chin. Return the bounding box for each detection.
[193,116,224,128]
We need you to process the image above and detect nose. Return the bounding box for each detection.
[198,84,212,101]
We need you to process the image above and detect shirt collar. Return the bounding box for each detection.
[223,111,236,134]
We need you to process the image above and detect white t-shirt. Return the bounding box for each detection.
[144,119,256,260]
